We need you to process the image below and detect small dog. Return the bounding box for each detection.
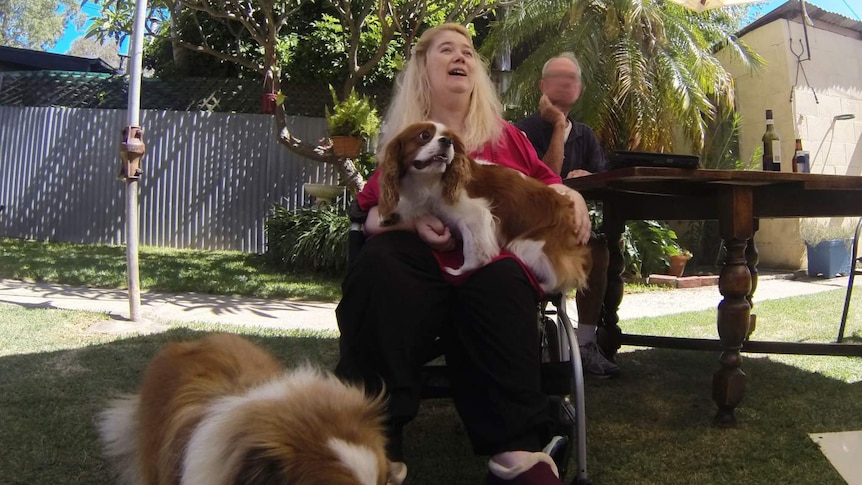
[378,121,591,294]
[97,333,401,485]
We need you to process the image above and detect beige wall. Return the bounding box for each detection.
[718,15,862,269]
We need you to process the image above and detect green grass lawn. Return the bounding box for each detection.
[1,237,860,484]
[0,238,670,303]
[1,286,860,485]
[0,238,343,301]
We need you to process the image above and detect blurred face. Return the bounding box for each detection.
[424,29,477,101]
[539,57,582,109]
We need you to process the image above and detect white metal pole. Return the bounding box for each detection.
[125,0,148,322]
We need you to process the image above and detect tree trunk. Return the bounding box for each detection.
[170,1,189,75]
[271,77,366,196]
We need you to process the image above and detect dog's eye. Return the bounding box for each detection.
[419,130,431,141]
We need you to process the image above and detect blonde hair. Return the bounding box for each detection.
[378,23,503,155]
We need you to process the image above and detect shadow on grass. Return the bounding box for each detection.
[0,281,338,323]
[585,347,861,485]
[1,329,860,485]
[0,239,343,301]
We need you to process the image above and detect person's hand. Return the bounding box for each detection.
[549,184,591,245]
[539,94,566,129]
[565,169,592,179]
[415,214,456,251]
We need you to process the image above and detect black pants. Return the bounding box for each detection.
[335,231,551,457]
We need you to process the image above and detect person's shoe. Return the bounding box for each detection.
[486,452,562,485]
[579,341,620,378]
[543,435,570,476]
[388,461,407,484]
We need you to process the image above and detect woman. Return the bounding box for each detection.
[335,23,591,485]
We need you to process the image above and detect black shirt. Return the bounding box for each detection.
[515,113,607,176]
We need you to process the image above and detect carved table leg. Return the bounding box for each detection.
[713,187,754,427]
[596,212,626,360]
[745,223,759,339]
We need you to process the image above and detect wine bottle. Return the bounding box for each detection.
[793,138,802,173]
[794,139,810,173]
[762,110,781,171]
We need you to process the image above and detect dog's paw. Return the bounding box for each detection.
[444,265,465,276]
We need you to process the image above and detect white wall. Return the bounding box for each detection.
[786,19,862,176]
[719,15,862,269]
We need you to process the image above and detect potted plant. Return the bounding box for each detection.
[799,218,855,277]
[666,245,693,277]
[325,86,380,158]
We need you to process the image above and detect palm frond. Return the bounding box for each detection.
[484,0,761,156]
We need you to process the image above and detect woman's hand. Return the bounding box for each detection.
[415,214,456,251]
[549,183,591,245]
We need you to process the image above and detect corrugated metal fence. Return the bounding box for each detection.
[0,106,338,253]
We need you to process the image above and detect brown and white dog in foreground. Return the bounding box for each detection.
[97,333,401,485]
[378,121,591,294]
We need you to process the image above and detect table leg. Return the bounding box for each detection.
[745,226,759,339]
[712,188,754,427]
[596,215,626,360]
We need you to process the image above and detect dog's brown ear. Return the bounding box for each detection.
[378,137,402,219]
[442,135,471,204]
[234,448,287,485]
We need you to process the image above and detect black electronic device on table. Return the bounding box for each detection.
[608,150,700,170]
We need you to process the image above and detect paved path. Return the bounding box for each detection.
[616,272,854,320]
[0,273,857,334]
[0,279,339,334]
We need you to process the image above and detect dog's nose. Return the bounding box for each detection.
[439,137,453,148]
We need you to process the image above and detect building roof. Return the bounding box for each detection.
[737,0,862,38]
[0,45,116,74]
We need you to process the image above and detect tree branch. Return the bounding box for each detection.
[175,39,263,72]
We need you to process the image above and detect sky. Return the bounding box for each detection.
[49,1,109,55]
[47,0,861,55]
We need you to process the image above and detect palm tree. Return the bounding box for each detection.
[482,0,763,154]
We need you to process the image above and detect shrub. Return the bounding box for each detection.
[799,217,857,245]
[325,86,381,138]
[266,204,350,275]
[622,220,683,277]
[590,203,684,277]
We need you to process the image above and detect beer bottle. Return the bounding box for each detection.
[793,138,802,173]
[762,110,781,171]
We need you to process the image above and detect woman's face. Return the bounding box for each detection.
[424,30,477,99]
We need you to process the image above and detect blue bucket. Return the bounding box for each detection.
[806,239,851,278]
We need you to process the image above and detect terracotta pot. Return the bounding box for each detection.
[330,136,362,158]
[667,254,690,277]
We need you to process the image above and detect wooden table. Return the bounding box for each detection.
[565,168,862,427]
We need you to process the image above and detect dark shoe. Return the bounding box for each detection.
[545,397,575,474]
[385,424,407,483]
[386,423,405,461]
[579,341,620,378]
[543,435,570,477]
[486,453,562,485]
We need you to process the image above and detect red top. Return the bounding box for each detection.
[357,121,562,295]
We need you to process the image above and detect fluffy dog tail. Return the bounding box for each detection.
[97,394,143,485]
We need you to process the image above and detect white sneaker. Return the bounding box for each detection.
[579,341,620,378]
[388,461,407,484]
